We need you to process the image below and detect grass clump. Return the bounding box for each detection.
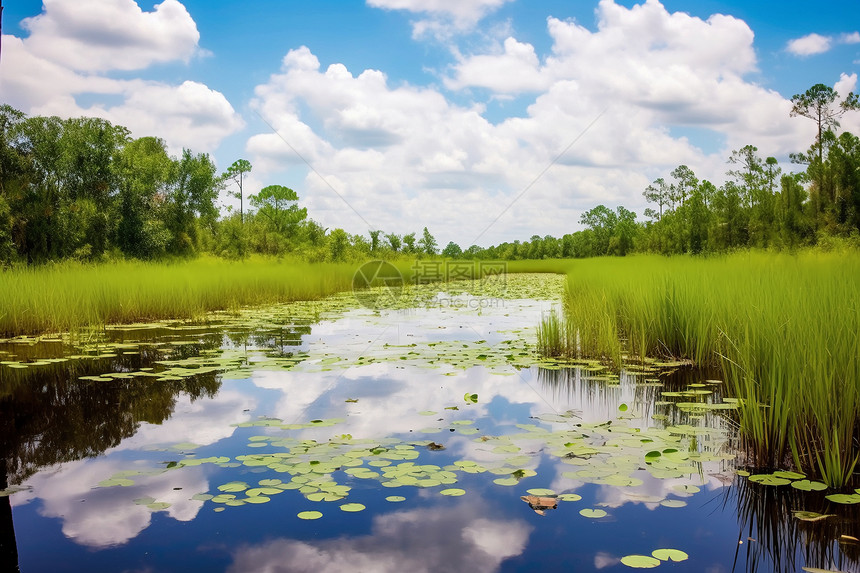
[534,252,860,486]
[0,256,420,336]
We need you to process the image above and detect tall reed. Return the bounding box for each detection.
[0,257,418,336]
[536,252,860,486]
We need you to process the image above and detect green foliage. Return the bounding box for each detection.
[418,227,437,256]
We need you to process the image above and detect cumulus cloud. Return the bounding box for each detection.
[16,459,208,548]
[786,30,860,56]
[367,0,514,38]
[0,0,242,154]
[21,0,201,72]
[228,502,532,573]
[786,33,833,56]
[248,1,815,245]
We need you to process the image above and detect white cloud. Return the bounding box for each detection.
[786,30,860,56]
[841,31,860,44]
[786,33,833,56]
[248,1,814,246]
[21,0,201,72]
[228,502,532,573]
[0,0,243,154]
[17,459,207,548]
[367,0,514,38]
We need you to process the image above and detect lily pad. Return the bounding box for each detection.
[385,496,406,503]
[791,480,828,492]
[652,548,689,562]
[339,503,366,512]
[297,511,323,520]
[526,488,556,496]
[826,493,860,505]
[620,555,661,568]
[440,488,466,497]
[748,474,791,486]
[579,508,608,519]
[793,511,835,522]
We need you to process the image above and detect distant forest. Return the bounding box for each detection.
[0,84,857,266]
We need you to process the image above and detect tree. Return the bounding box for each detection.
[402,232,417,254]
[643,177,670,221]
[368,230,381,253]
[670,165,698,206]
[418,227,437,255]
[442,241,462,258]
[791,84,859,161]
[579,205,616,255]
[791,84,859,212]
[386,233,401,253]
[223,159,252,224]
[249,185,306,235]
[328,228,350,261]
[167,149,221,255]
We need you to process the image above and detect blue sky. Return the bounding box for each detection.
[2,0,859,246]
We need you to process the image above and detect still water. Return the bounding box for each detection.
[0,275,856,572]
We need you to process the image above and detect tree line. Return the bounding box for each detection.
[447,83,860,259]
[0,104,444,265]
[0,83,857,266]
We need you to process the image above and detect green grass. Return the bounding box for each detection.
[0,256,421,336]
[532,252,860,486]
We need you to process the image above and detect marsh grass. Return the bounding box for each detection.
[0,256,420,336]
[533,252,860,486]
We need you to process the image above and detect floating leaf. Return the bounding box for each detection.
[793,511,835,522]
[748,474,791,486]
[440,488,466,497]
[652,549,689,562]
[385,496,406,503]
[620,555,661,568]
[558,493,582,502]
[297,511,323,520]
[218,481,249,493]
[619,403,628,412]
[526,488,556,496]
[579,508,607,519]
[826,493,860,505]
[340,503,365,512]
[773,470,806,480]
[792,480,828,492]
[464,393,478,404]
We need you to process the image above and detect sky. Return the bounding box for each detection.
[1,0,859,248]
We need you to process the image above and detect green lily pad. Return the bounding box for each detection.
[440,488,466,497]
[652,548,689,562]
[620,555,661,568]
[826,493,860,505]
[218,481,249,493]
[526,488,556,496]
[792,480,828,492]
[773,470,806,480]
[385,496,406,503]
[748,474,791,486]
[297,511,323,520]
[493,477,519,487]
[558,493,582,502]
[793,511,835,522]
[579,508,608,519]
[340,503,366,512]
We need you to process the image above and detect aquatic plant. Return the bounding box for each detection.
[534,252,860,486]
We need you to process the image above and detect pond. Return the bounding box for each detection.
[0,274,857,572]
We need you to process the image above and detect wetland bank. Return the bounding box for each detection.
[1,264,859,573]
